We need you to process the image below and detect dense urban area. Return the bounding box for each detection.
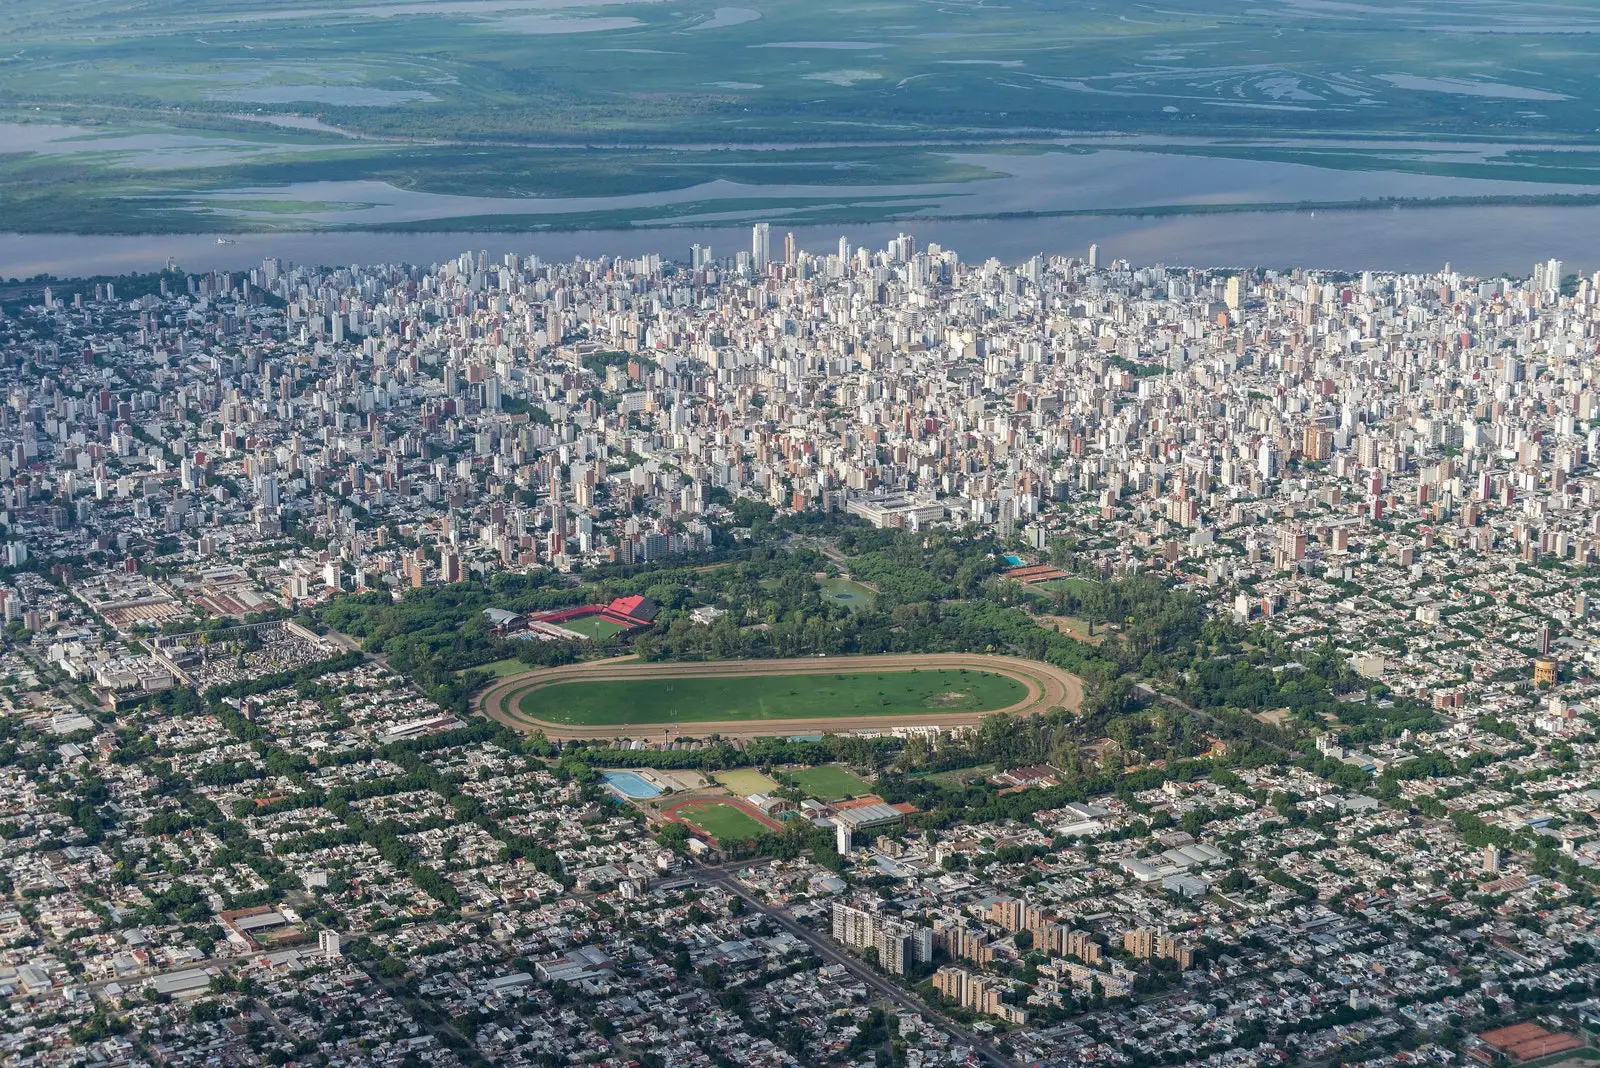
[2,229,1600,1068]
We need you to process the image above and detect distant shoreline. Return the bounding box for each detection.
[10,191,1600,238]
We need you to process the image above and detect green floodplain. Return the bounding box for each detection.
[5,0,1600,233]
[520,668,1027,725]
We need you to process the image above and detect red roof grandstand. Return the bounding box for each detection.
[607,595,658,624]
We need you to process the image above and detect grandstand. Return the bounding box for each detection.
[523,597,658,642]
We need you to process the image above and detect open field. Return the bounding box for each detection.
[713,769,780,796]
[1033,614,1104,646]
[664,798,778,844]
[786,765,872,801]
[6,0,1600,232]
[462,657,536,679]
[479,653,1086,740]
[1036,577,1101,595]
[520,668,1025,725]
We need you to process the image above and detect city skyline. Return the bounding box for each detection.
[1,226,1599,1066]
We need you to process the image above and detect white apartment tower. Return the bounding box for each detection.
[751,223,770,271]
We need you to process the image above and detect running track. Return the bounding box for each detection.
[658,795,785,835]
[478,653,1085,741]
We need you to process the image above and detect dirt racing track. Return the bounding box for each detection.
[478,653,1086,741]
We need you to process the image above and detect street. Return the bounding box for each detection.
[693,864,1025,1068]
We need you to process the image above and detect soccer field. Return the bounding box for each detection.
[521,668,1027,726]
[787,766,873,801]
[559,616,630,641]
[679,802,772,845]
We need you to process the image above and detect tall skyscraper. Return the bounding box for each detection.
[1257,440,1277,481]
[751,223,770,271]
[783,231,796,265]
[1088,243,1100,270]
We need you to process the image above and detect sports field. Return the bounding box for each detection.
[788,766,872,801]
[1037,577,1100,595]
[677,802,772,845]
[714,769,781,796]
[480,654,1085,741]
[559,616,630,641]
[521,668,1026,726]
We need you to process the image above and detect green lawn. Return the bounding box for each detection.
[464,657,536,680]
[521,668,1026,725]
[558,616,630,640]
[1037,577,1100,594]
[715,769,781,796]
[680,802,771,845]
[787,765,873,801]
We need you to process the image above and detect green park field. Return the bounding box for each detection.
[714,769,781,796]
[787,766,873,801]
[521,669,1027,726]
[678,802,771,845]
[466,657,537,680]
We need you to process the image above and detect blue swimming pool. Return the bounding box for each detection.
[602,771,661,799]
[1004,554,1025,567]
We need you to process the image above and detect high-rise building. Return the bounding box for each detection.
[751,223,770,271]
[1088,243,1099,270]
[1257,440,1277,481]
[934,967,1027,1023]
[831,902,931,976]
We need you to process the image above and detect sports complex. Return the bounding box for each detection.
[477,653,1085,740]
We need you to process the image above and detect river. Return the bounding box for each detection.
[5,203,1600,278]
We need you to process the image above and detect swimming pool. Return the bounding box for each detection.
[1004,554,1025,567]
[602,771,661,799]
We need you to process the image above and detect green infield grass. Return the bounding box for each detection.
[714,769,781,796]
[520,668,1027,725]
[787,765,873,801]
[679,802,771,844]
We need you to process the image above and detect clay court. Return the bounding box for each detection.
[1478,1023,1584,1063]
[478,653,1086,741]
